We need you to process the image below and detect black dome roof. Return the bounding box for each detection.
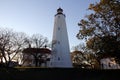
[57,8,63,14]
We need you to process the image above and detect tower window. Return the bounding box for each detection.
[58,57,60,61]
[58,41,60,44]
[58,16,60,18]
[58,27,60,30]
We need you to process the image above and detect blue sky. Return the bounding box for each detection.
[0,0,100,50]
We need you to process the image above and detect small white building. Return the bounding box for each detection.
[21,48,51,67]
[100,57,120,69]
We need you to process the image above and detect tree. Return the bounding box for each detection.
[72,43,94,54]
[0,28,13,64]
[0,27,50,67]
[72,43,86,51]
[30,34,48,48]
[0,28,28,67]
[86,36,120,59]
[77,0,120,60]
[10,32,28,63]
[71,50,100,69]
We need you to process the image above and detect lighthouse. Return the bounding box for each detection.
[49,8,72,67]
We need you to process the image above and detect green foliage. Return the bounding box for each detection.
[86,36,120,57]
[77,0,120,39]
[77,0,120,60]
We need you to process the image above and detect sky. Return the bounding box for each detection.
[0,0,100,51]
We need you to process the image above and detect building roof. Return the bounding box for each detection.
[22,48,51,54]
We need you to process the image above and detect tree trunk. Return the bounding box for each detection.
[6,54,11,67]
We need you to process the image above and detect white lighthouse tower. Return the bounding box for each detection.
[50,8,72,67]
